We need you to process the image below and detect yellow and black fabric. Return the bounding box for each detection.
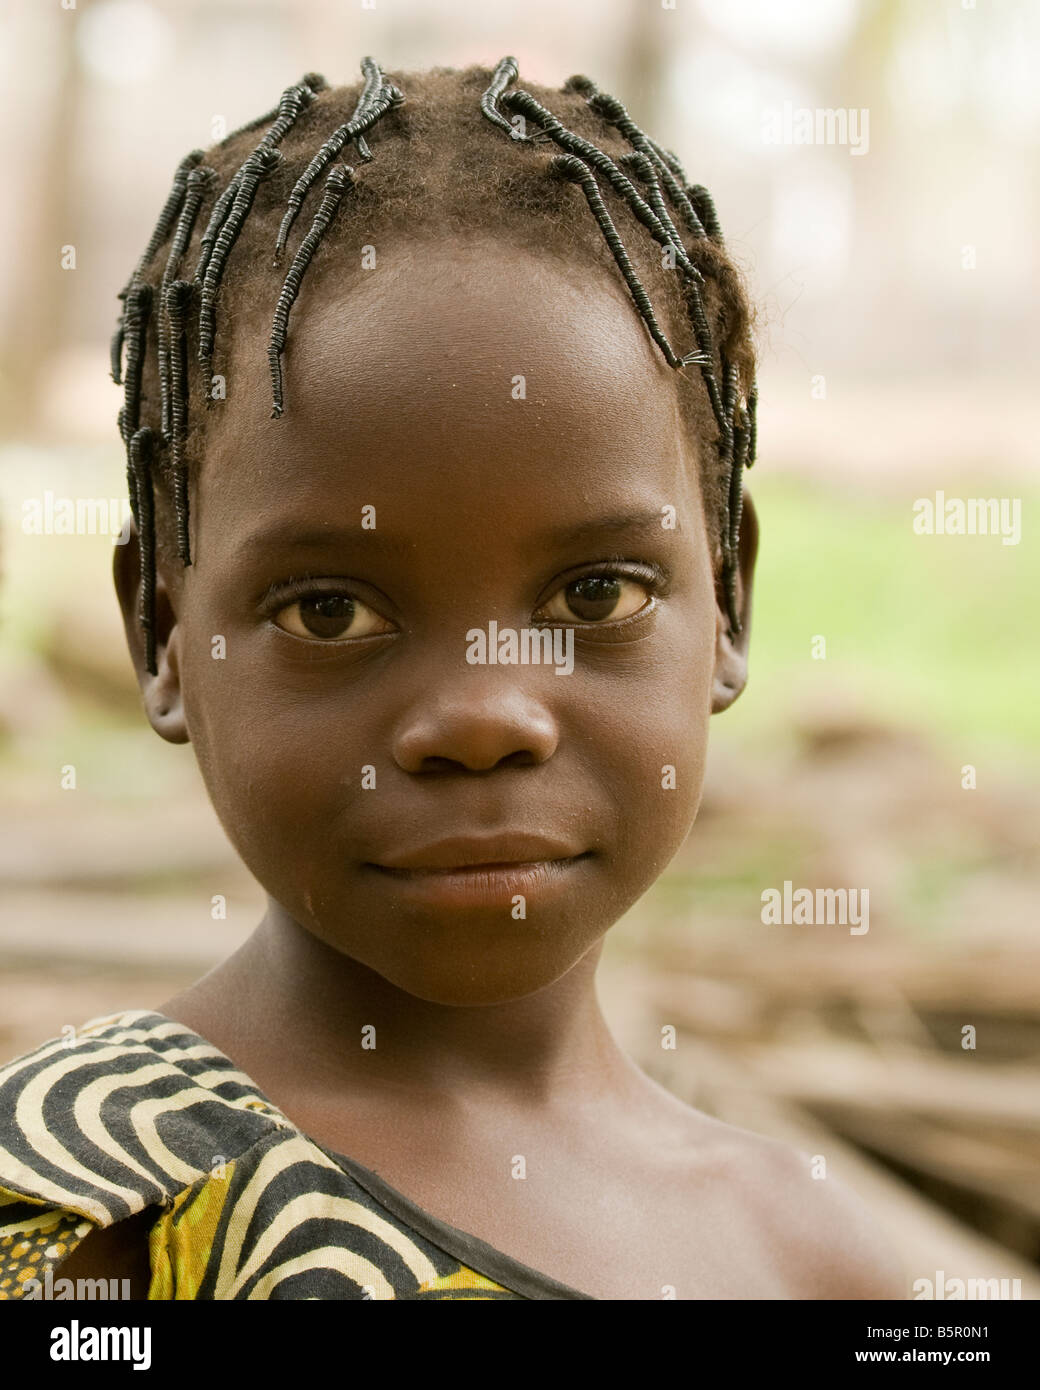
[0,1010,593,1300]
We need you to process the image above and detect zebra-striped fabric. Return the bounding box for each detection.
[0,1011,592,1300]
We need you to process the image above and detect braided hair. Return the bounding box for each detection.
[112,57,758,676]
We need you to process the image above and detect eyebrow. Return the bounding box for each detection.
[544,508,670,547]
[234,507,671,562]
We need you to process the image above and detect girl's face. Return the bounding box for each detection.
[128,238,750,1005]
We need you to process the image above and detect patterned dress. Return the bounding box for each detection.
[0,1011,594,1300]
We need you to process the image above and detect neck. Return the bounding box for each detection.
[173,897,639,1110]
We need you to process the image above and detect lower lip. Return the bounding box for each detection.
[366,856,590,909]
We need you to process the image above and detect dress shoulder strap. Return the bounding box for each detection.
[0,1010,293,1226]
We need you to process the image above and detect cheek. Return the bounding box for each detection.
[178,625,351,890]
[591,610,716,889]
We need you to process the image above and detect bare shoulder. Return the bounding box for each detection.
[683,1109,908,1299]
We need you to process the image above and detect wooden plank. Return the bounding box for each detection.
[733,1041,1040,1132]
[647,935,1040,1014]
[807,1107,1040,1225]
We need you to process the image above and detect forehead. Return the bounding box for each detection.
[195,237,696,540]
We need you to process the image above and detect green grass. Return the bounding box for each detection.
[718,473,1039,756]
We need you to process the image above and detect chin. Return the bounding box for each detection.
[367,948,590,1008]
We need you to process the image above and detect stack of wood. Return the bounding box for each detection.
[599,933,1040,1298]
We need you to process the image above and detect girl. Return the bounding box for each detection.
[0,57,903,1301]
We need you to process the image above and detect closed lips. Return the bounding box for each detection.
[369,835,587,872]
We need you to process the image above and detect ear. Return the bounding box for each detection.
[711,490,759,714]
[113,516,190,744]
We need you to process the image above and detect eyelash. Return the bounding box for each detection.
[537,556,669,619]
[261,556,670,633]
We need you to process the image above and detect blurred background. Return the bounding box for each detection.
[1,0,1037,1298]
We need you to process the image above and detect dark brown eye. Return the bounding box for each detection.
[537,574,652,624]
[273,593,392,641]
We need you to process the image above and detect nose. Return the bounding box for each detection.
[390,670,561,773]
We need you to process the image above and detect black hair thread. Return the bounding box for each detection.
[269,164,355,418]
[587,91,709,240]
[688,184,722,240]
[563,82,722,423]
[193,75,324,374]
[549,155,686,369]
[220,73,328,149]
[165,279,194,564]
[480,55,522,138]
[496,84,724,404]
[274,60,404,262]
[197,145,282,383]
[129,427,158,676]
[159,165,217,439]
[119,280,152,447]
[747,384,758,467]
[110,150,204,386]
